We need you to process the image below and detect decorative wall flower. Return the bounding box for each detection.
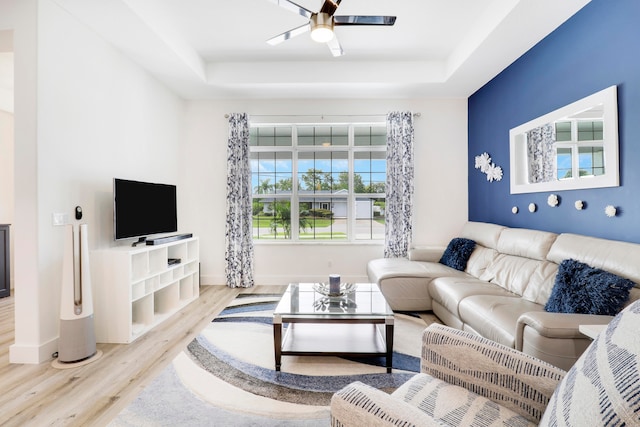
[475,152,502,183]
[512,206,519,214]
[474,152,492,173]
[529,203,537,213]
[605,205,617,217]
[486,164,503,182]
[575,200,584,210]
[547,194,559,207]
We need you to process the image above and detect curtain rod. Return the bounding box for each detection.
[223,112,421,118]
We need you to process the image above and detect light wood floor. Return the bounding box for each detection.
[0,284,285,427]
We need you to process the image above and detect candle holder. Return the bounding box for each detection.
[313,282,357,297]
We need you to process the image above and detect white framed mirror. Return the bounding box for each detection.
[509,85,619,194]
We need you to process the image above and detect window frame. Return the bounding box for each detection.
[250,122,387,243]
[555,119,605,180]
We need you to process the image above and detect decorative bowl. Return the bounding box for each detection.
[313,282,357,297]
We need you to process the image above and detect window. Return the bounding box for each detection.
[555,119,605,180]
[250,123,386,242]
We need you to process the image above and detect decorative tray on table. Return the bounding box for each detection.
[313,282,357,297]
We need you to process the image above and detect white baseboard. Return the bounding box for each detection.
[10,336,58,364]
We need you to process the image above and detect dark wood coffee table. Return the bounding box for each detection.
[273,283,395,373]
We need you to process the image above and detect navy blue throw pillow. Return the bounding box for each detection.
[439,238,476,271]
[545,259,636,315]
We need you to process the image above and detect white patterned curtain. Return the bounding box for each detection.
[224,113,254,288]
[384,111,414,258]
[526,123,556,183]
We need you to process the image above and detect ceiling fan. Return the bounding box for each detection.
[266,0,396,57]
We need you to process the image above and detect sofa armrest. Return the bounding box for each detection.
[408,246,446,262]
[515,311,613,350]
[330,381,441,427]
[421,324,566,423]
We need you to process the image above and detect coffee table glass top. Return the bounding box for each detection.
[274,283,393,317]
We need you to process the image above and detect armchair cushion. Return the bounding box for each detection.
[421,324,565,423]
[330,375,537,427]
[545,259,635,315]
[439,238,476,271]
[392,373,536,427]
[330,381,442,427]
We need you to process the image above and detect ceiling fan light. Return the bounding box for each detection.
[310,12,334,43]
[310,26,334,43]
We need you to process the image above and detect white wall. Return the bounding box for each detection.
[182,98,468,286]
[8,0,186,363]
[1,0,40,364]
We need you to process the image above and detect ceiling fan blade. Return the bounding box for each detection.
[266,23,310,45]
[319,0,342,16]
[327,35,344,57]
[334,15,397,26]
[267,0,314,19]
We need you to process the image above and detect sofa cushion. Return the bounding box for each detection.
[545,259,636,315]
[429,277,516,318]
[497,228,557,261]
[480,254,553,297]
[367,257,468,311]
[367,257,463,282]
[547,233,640,285]
[392,373,536,427]
[458,221,506,250]
[540,300,640,426]
[475,228,556,298]
[520,261,559,305]
[439,238,476,271]
[459,295,545,348]
[464,246,499,279]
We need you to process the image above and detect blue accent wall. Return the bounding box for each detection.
[468,0,640,243]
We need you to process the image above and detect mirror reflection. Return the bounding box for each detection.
[509,86,619,194]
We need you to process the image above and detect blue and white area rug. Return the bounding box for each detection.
[110,294,437,426]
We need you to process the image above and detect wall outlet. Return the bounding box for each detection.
[52,212,68,226]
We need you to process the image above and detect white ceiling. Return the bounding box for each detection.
[52,0,589,99]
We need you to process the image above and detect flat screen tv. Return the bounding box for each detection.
[113,178,178,242]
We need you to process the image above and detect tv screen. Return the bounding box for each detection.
[114,178,178,241]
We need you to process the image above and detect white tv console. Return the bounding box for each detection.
[92,237,199,343]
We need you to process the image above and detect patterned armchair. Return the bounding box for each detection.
[331,300,640,426]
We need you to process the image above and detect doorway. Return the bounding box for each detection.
[0,30,14,295]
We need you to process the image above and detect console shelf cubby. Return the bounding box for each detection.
[92,237,199,343]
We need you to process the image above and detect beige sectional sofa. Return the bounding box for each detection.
[367,221,640,370]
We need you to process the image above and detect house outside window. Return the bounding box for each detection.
[250,123,386,242]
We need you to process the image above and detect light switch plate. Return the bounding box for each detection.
[52,212,68,226]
